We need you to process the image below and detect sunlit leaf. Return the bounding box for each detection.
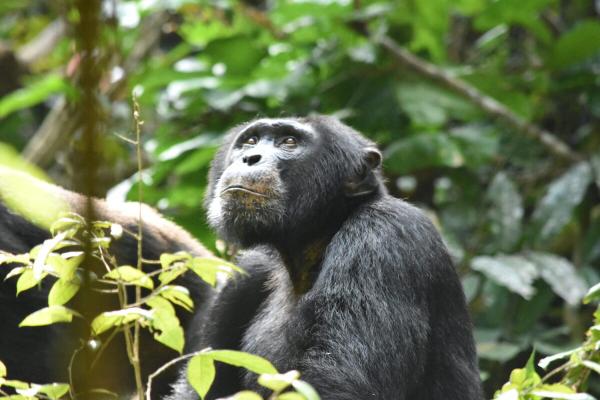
[207,350,277,375]
[157,285,194,311]
[146,297,184,353]
[228,391,263,400]
[104,266,154,289]
[48,276,81,306]
[16,269,44,295]
[187,354,216,400]
[91,308,152,335]
[584,282,600,304]
[38,383,70,400]
[19,306,78,327]
[538,348,579,370]
[291,380,320,400]
[258,370,300,392]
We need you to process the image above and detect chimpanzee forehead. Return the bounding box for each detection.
[239,118,316,138]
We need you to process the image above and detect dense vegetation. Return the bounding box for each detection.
[0,0,599,398]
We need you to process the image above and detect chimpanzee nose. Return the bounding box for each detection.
[242,154,262,166]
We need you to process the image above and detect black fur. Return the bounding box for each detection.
[0,181,213,397]
[169,116,483,399]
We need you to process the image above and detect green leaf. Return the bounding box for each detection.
[486,172,523,252]
[16,269,45,295]
[278,393,305,400]
[471,255,538,299]
[4,266,26,280]
[50,253,84,281]
[160,252,192,270]
[146,297,184,353]
[530,390,594,400]
[104,266,154,289]
[48,276,81,306]
[33,231,68,280]
[19,306,78,327]
[477,341,522,362]
[91,308,152,335]
[291,380,320,400]
[2,379,29,389]
[396,82,479,128]
[158,265,187,286]
[530,162,592,245]
[207,350,277,375]
[538,348,579,369]
[189,257,243,287]
[0,253,30,266]
[38,383,70,400]
[187,354,216,400]
[0,74,68,118]
[582,360,600,376]
[551,20,600,69]
[385,134,464,174]
[157,285,194,312]
[0,360,6,378]
[584,282,600,304]
[526,252,587,306]
[258,371,300,392]
[448,125,499,168]
[228,392,263,400]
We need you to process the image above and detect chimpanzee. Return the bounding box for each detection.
[168,116,483,399]
[0,175,212,396]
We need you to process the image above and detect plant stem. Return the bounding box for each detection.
[132,93,145,399]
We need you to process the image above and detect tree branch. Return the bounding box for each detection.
[375,34,581,162]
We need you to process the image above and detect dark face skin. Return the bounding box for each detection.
[206,116,382,292]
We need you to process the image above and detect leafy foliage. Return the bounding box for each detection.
[0,0,599,397]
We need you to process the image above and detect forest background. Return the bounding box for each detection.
[0,0,599,398]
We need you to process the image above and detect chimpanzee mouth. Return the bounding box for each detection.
[222,185,268,197]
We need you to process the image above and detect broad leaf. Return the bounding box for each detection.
[187,355,216,400]
[471,255,538,299]
[104,266,154,289]
[527,252,587,306]
[207,350,277,375]
[48,277,81,306]
[530,163,592,245]
[91,308,152,335]
[19,306,78,327]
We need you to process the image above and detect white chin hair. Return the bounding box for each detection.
[208,180,224,226]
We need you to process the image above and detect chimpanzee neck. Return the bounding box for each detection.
[275,235,331,295]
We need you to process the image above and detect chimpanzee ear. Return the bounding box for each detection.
[344,147,382,198]
[364,147,382,169]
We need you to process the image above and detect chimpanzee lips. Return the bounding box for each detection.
[222,185,268,197]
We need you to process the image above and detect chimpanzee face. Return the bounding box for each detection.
[206,117,382,247]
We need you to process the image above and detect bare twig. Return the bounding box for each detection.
[375,34,581,162]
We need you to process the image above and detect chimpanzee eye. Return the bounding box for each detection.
[282,137,297,147]
[245,136,258,145]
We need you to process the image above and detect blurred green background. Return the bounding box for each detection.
[0,0,599,396]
